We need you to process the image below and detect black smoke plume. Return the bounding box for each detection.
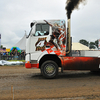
[65,0,86,19]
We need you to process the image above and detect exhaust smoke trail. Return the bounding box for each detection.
[65,0,87,19]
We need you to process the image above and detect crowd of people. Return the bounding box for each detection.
[0,50,25,60]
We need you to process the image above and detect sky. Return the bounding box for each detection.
[0,0,100,48]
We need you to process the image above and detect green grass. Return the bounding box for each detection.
[7,60,25,62]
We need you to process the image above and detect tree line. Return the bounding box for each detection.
[79,39,99,49]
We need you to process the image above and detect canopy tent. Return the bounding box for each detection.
[10,47,21,53]
[13,33,26,50]
[6,48,10,52]
[72,43,90,50]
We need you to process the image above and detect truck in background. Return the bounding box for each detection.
[25,19,100,78]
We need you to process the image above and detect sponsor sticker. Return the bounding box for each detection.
[35,37,47,51]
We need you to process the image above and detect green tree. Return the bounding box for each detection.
[0,45,3,48]
[89,42,96,49]
[79,39,99,50]
[79,39,89,47]
[95,40,98,49]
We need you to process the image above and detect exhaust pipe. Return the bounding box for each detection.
[66,18,72,56]
[65,0,86,56]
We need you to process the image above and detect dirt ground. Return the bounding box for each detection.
[0,65,100,100]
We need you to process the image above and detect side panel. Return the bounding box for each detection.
[81,51,100,57]
[61,57,100,71]
[42,20,67,56]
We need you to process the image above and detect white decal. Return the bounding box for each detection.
[37,40,45,47]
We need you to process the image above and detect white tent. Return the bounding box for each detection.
[72,43,90,50]
[13,33,26,50]
[13,34,89,51]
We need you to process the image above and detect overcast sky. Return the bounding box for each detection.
[0,0,100,48]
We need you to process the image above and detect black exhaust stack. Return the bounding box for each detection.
[66,1,72,56]
[65,0,86,56]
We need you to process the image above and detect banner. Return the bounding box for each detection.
[0,34,1,48]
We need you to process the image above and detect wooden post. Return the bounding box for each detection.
[11,86,14,100]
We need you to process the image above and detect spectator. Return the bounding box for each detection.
[17,52,21,60]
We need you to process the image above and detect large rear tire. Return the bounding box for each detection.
[41,60,58,79]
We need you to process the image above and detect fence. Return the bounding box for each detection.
[0,55,25,60]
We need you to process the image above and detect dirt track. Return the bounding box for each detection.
[0,65,100,100]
